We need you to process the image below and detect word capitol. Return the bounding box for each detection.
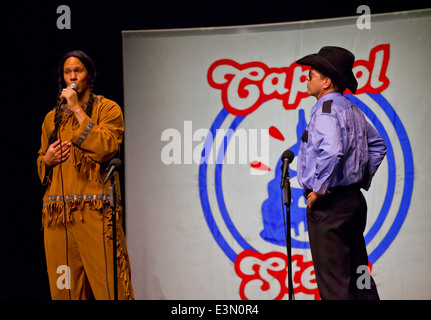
[161,120,270,170]
[207,44,390,117]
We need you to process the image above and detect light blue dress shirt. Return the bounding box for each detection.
[297,92,387,194]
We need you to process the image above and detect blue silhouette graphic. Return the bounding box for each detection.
[260,109,310,248]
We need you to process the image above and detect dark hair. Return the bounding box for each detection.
[48,50,97,146]
[315,69,345,93]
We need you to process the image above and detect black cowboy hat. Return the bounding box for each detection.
[296,46,358,94]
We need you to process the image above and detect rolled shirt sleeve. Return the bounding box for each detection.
[362,121,387,190]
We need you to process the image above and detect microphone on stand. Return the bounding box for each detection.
[103,157,122,300]
[279,149,295,300]
[103,158,122,185]
[280,149,294,189]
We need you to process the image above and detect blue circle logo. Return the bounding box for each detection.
[199,93,414,265]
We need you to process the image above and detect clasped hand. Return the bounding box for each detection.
[43,140,71,168]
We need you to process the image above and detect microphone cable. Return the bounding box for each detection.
[56,101,72,300]
[280,183,291,298]
[280,156,295,300]
[56,83,77,300]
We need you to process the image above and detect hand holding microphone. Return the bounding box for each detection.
[59,83,79,111]
[58,83,87,125]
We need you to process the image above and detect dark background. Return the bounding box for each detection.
[1,0,429,300]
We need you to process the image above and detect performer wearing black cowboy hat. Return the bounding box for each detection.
[296,46,386,300]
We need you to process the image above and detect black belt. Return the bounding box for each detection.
[304,183,362,198]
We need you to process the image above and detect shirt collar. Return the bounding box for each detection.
[310,92,343,116]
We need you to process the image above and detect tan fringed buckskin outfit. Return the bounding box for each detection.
[37,95,134,300]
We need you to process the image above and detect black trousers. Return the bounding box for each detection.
[306,185,380,300]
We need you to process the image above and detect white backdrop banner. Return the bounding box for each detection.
[122,9,431,299]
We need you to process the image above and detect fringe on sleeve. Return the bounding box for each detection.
[70,145,102,182]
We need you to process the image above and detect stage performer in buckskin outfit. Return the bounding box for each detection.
[37,50,134,300]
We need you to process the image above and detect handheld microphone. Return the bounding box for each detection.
[59,83,78,105]
[104,158,122,185]
[280,149,294,189]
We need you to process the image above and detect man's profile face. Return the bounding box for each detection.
[306,68,327,98]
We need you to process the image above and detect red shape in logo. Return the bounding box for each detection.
[268,125,285,141]
[234,250,320,300]
[250,161,271,171]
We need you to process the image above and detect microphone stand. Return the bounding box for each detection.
[281,165,294,300]
[109,175,118,300]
